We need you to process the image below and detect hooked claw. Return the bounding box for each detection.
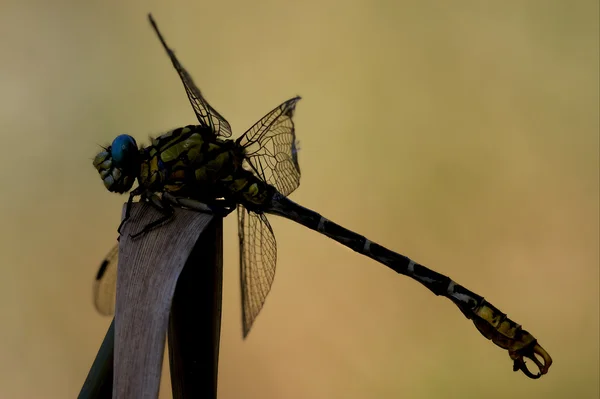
[466,299,552,379]
[509,339,552,379]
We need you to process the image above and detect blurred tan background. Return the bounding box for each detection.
[0,0,598,398]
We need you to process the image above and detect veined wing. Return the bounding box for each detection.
[148,14,233,139]
[238,205,277,337]
[236,97,301,197]
[93,243,118,316]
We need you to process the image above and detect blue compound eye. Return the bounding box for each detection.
[111,134,138,168]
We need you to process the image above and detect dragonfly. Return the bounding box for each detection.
[92,13,552,379]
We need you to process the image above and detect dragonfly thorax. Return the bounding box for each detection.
[93,134,141,194]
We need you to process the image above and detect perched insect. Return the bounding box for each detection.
[92,14,552,379]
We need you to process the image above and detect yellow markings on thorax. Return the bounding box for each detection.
[247,183,259,196]
[206,143,220,152]
[140,154,161,186]
[160,130,204,163]
[227,176,249,193]
[193,151,231,183]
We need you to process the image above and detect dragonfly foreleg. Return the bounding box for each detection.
[117,190,138,235]
[117,185,151,235]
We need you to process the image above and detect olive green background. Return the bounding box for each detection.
[0,0,598,398]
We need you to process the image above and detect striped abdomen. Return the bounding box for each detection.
[264,194,552,378]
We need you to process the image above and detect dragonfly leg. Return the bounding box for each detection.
[117,191,137,235]
[129,209,174,239]
[129,193,175,239]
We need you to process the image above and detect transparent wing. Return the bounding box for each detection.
[238,205,277,337]
[237,97,301,197]
[148,14,232,139]
[92,243,118,316]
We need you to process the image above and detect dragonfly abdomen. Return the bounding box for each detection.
[266,195,457,297]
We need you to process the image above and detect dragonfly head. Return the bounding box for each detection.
[93,134,140,193]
